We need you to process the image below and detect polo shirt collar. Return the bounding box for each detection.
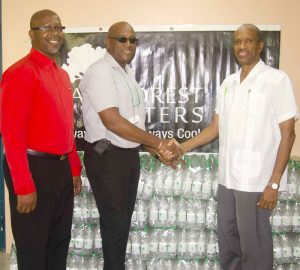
[233,59,265,83]
[104,52,130,72]
[29,48,57,68]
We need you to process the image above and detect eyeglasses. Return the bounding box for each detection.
[108,36,138,44]
[31,26,66,32]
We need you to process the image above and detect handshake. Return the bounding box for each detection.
[154,138,183,169]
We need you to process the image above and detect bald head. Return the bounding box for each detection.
[234,24,263,43]
[107,21,134,38]
[105,21,137,68]
[30,9,59,29]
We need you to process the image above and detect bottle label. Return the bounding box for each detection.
[272,216,282,226]
[159,242,167,252]
[294,247,300,257]
[282,216,292,226]
[292,216,300,226]
[73,208,82,218]
[141,243,150,255]
[196,213,205,224]
[168,211,177,222]
[197,242,206,253]
[178,242,187,253]
[178,211,186,222]
[149,210,158,222]
[84,239,93,249]
[187,213,196,224]
[132,243,140,255]
[91,209,99,218]
[94,238,102,249]
[75,238,84,249]
[273,247,282,259]
[174,179,182,190]
[150,242,158,253]
[282,247,292,258]
[159,210,168,222]
[168,242,177,253]
[207,243,216,254]
[137,211,146,222]
[192,181,201,193]
[188,242,197,253]
[164,179,173,189]
[183,180,192,192]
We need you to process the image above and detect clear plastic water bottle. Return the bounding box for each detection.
[90,196,100,224]
[163,167,174,196]
[126,258,135,270]
[73,195,82,225]
[154,165,164,195]
[149,197,159,227]
[187,230,197,258]
[293,234,300,262]
[173,163,184,196]
[292,202,300,233]
[206,230,218,259]
[272,202,283,233]
[142,171,154,200]
[201,162,213,200]
[66,254,78,270]
[131,231,141,258]
[137,169,146,199]
[167,229,177,258]
[81,194,91,224]
[206,198,217,230]
[203,259,214,270]
[93,224,102,255]
[282,201,293,232]
[195,199,206,230]
[191,170,202,199]
[158,230,168,258]
[186,200,196,229]
[74,225,84,254]
[87,254,98,270]
[136,199,148,228]
[140,230,150,260]
[9,241,18,270]
[182,157,193,198]
[158,198,168,227]
[177,229,188,258]
[177,198,187,228]
[149,229,159,257]
[167,197,177,227]
[287,161,298,200]
[126,231,132,257]
[83,225,94,255]
[197,229,207,259]
[281,233,293,264]
[273,234,284,265]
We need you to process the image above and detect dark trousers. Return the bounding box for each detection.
[217,184,273,270]
[4,155,74,270]
[84,142,140,270]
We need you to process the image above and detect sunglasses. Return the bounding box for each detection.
[108,36,138,44]
[31,25,66,32]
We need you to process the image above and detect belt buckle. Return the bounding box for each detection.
[59,154,67,161]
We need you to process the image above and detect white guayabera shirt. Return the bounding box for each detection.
[215,59,299,192]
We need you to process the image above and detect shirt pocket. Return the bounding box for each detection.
[232,150,261,181]
[247,93,266,117]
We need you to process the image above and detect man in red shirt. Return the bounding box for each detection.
[0,9,81,270]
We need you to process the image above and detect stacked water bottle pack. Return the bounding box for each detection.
[271,159,300,270]
[9,152,300,270]
[124,154,222,269]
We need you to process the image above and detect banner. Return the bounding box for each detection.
[60,26,280,152]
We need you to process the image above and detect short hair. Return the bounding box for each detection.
[236,24,263,42]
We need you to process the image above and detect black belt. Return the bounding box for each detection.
[27,149,68,161]
[107,143,140,151]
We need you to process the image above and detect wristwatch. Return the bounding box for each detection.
[268,182,279,190]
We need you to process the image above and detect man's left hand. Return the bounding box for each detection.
[258,185,278,210]
[73,176,82,195]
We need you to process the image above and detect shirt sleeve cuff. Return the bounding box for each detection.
[14,176,36,195]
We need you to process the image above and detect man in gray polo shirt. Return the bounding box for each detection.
[80,21,180,270]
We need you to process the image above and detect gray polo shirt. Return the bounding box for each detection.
[80,52,146,148]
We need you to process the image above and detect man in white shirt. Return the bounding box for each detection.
[178,24,298,269]
[80,22,180,270]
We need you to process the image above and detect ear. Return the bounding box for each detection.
[258,41,264,53]
[29,30,35,41]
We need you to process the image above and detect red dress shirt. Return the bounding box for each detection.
[0,48,82,195]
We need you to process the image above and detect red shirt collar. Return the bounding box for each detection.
[29,48,58,68]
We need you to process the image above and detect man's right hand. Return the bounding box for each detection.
[17,192,37,213]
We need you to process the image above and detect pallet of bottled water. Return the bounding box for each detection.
[9,154,300,270]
